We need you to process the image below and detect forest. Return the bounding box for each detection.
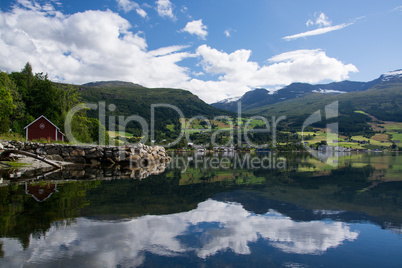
[0,63,105,143]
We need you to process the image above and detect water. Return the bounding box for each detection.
[0,152,401,267]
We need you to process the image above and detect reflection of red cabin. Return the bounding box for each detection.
[24,115,65,142]
[25,182,58,202]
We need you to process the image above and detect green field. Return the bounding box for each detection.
[108,131,134,138]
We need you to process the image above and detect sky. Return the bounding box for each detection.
[0,0,401,103]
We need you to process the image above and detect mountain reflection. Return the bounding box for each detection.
[0,199,358,267]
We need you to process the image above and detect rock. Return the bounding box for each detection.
[70,149,85,157]
[104,150,113,158]
[71,170,85,177]
[64,156,87,164]
[46,147,61,155]
[46,155,64,161]
[90,159,101,165]
[85,148,97,154]
[102,158,115,165]
[86,150,103,159]
[113,150,126,160]
[127,155,141,161]
[36,148,47,155]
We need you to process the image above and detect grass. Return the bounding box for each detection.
[1,161,32,167]
[371,133,390,142]
[390,132,402,141]
[0,133,70,144]
[383,122,402,131]
[355,110,369,115]
[0,133,25,142]
[351,135,384,147]
[166,124,175,131]
[107,131,133,138]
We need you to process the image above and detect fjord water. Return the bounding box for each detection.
[1,152,402,267]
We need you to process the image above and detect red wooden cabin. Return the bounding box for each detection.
[24,115,65,142]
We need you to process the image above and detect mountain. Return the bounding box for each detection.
[83,81,145,89]
[77,81,233,136]
[79,81,230,118]
[210,70,402,135]
[246,71,402,129]
[211,75,383,113]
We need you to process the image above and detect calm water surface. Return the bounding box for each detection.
[0,152,401,267]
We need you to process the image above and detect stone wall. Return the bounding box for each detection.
[0,140,171,166]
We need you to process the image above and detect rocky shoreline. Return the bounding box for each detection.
[0,140,171,167]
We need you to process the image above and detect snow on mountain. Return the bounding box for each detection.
[216,96,241,104]
[381,70,402,81]
[312,88,347,94]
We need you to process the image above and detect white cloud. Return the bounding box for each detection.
[0,1,358,104]
[392,5,402,12]
[315,12,332,27]
[181,19,208,39]
[186,46,358,102]
[224,29,236,38]
[287,12,352,41]
[135,8,148,18]
[0,199,359,266]
[156,0,176,20]
[0,1,189,87]
[306,12,332,27]
[116,0,147,18]
[283,23,352,41]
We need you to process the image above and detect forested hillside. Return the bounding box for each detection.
[77,81,233,141]
[0,63,104,143]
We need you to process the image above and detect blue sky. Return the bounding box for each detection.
[0,0,401,103]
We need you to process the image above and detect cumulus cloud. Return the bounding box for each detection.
[156,0,176,20]
[0,1,189,87]
[0,1,358,104]
[186,46,358,102]
[181,19,208,39]
[0,199,358,266]
[116,0,147,18]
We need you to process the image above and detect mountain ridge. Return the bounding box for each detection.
[211,71,395,112]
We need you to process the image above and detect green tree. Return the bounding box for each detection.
[0,85,15,133]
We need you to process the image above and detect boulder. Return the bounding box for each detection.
[64,156,87,164]
[36,147,47,155]
[70,149,85,157]
[90,159,101,166]
[102,158,115,165]
[46,155,64,161]
[46,147,61,155]
[86,150,104,159]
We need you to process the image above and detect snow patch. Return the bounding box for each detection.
[216,96,241,104]
[312,88,346,94]
[382,69,402,81]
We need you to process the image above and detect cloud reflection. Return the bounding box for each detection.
[0,200,358,267]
